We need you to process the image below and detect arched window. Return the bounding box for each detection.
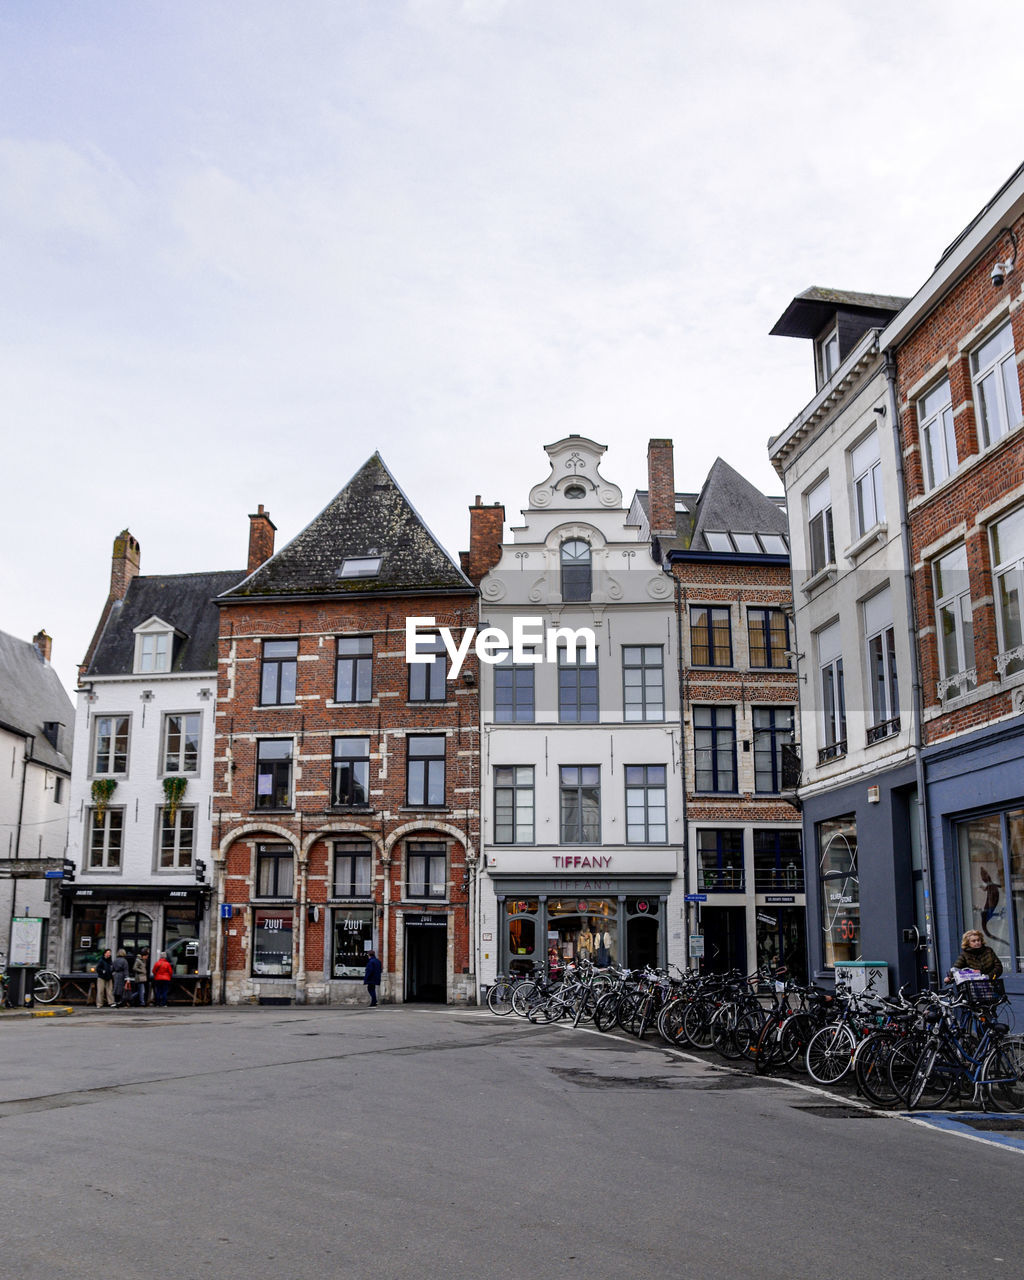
[560,540,592,602]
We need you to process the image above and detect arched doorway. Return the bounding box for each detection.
[117,911,153,962]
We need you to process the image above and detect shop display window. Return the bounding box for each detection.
[333,908,374,978]
[253,908,293,977]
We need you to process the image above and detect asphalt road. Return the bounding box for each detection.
[0,1004,1020,1280]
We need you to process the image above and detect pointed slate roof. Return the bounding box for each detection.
[221,453,474,600]
[0,630,75,770]
[690,458,789,549]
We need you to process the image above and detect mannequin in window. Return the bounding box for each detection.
[576,924,595,959]
[594,924,612,967]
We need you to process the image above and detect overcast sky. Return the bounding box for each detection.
[3,0,1022,694]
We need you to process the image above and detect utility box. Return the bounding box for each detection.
[834,961,888,996]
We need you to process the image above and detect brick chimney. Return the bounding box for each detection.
[110,529,141,600]
[460,496,505,586]
[248,504,276,574]
[647,439,677,540]
[33,630,52,663]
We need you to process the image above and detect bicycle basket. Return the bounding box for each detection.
[960,977,1005,1006]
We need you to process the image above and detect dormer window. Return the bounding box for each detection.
[133,617,179,674]
[338,557,381,579]
[817,326,840,386]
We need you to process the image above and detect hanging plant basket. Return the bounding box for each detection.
[163,776,188,823]
[91,777,118,822]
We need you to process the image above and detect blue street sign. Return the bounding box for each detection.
[44,870,64,878]
[684,893,708,903]
[220,904,234,919]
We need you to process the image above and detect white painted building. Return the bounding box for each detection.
[475,437,685,986]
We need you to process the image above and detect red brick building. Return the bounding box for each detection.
[212,454,479,1005]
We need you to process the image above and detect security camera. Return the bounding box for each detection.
[992,261,1008,287]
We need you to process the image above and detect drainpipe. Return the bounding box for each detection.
[214,855,226,1005]
[381,851,391,1004]
[885,346,939,988]
[671,572,692,967]
[296,858,308,1003]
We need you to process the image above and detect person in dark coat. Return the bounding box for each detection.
[363,950,382,1007]
[132,949,150,1006]
[953,929,1004,979]
[95,948,115,1009]
[111,949,130,1007]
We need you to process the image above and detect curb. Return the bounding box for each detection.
[32,1006,75,1018]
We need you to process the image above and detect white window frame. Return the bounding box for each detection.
[862,588,899,735]
[850,432,884,536]
[971,321,1022,449]
[817,621,846,757]
[157,805,196,871]
[990,506,1024,679]
[918,377,958,491]
[92,714,130,776]
[88,807,124,870]
[933,544,976,700]
[162,712,201,775]
[817,325,840,387]
[133,616,177,674]
[806,477,835,575]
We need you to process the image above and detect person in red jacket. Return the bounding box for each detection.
[151,952,174,1006]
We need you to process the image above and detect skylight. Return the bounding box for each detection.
[338,557,382,579]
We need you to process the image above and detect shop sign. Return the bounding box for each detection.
[634,899,651,913]
[552,855,611,869]
[756,913,778,926]
[406,915,447,927]
[764,895,795,904]
[550,879,612,892]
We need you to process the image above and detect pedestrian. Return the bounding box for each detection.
[112,949,130,1007]
[132,948,150,1007]
[953,929,1004,979]
[151,952,173,1006]
[363,950,382,1007]
[95,948,115,1009]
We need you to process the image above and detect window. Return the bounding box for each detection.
[625,765,667,843]
[136,630,171,673]
[54,776,63,805]
[260,640,297,705]
[409,632,447,702]
[163,712,200,774]
[747,608,790,669]
[732,532,760,554]
[558,645,599,722]
[697,829,744,891]
[407,735,445,806]
[817,621,846,760]
[252,908,293,977]
[494,766,535,844]
[158,806,195,870]
[494,651,535,723]
[753,707,794,793]
[759,533,788,555]
[754,830,803,892]
[863,588,900,737]
[957,809,1023,975]
[991,506,1024,678]
[255,739,292,809]
[338,556,381,578]
[933,544,976,699]
[622,646,664,721]
[93,715,129,775]
[806,477,835,575]
[693,706,736,793]
[256,845,294,897]
[560,540,592,603]
[333,842,372,898]
[332,737,370,807]
[918,378,958,491]
[690,605,732,667]
[817,326,840,386]
[559,766,600,843]
[408,842,446,898]
[818,815,859,967]
[332,909,374,977]
[88,808,124,869]
[336,637,372,702]
[851,432,884,536]
[971,321,1022,448]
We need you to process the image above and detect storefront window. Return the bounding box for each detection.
[164,904,200,974]
[117,911,153,962]
[546,898,617,973]
[818,815,859,967]
[505,899,538,975]
[332,908,374,978]
[71,904,108,972]
[253,908,293,977]
[957,810,1023,972]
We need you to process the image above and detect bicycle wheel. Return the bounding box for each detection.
[487,981,514,1016]
[657,997,690,1046]
[682,1000,716,1050]
[888,1040,954,1110]
[983,1036,1024,1112]
[805,1023,856,1085]
[711,1004,744,1059]
[33,970,61,1004]
[854,1034,903,1108]
[754,1019,784,1075]
[511,981,538,1017]
[593,991,620,1033]
[779,1012,817,1069]
[733,1008,767,1062]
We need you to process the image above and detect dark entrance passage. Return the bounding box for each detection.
[626,916,659,970]
[701,906,746,974]
[405,917,447,1002]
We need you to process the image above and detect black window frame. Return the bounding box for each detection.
[560,539,592,603]
[559,765,601,844]
[693,706,737,794]
[407,842,447,899]
[332,841,373,899]
[557,645,599,723]
[752,706,795,794]
[753,829,804,893]
[255,844,295,899]
[331,737,371,808]
[260,639,298,706]
[697,828,745,892]
[406,734,446,807]
[335,636,373,703]
[690,605,732,667]
[747,608,790,670]
[408,632,447,702]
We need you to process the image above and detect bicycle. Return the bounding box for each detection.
[1,966,61,1006]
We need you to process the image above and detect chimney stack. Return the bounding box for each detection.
[110,529,141,600]
[460,498,505,586]
[248,504,276,574]
[647,439,676,540]
[33,630,52,663]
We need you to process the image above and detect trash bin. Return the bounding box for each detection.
[834,960,888,996]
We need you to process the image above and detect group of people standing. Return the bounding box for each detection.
[94,948,174,1009]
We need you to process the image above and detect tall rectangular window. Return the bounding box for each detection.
[256,845,294,897]
[260,640,297,706]
[93,715,129,775]
[690,606,732,667]
[863,587,899,736]
[753,707,794,793]
[333,842,372,898]
[817,621,846,758]
[158,806,195,870]
[88,808,124,869]
[622,646,664,721]
[407,735,445,806]
[747,608,790,669]
[163,712,200,774]
[807,477,835,575]
[818,816,859,968]
[409,633,447,702]
[558,646,599,723]
[851,431,885,535]
[933,544,976,699]
[494,651,535,723]
[624,765,667,843]
[918,377,958,491]
[255,739,293,809]
[693,706,736,793]
[137,631,171,674]
[494,766,535,844]
[336,637,373,702]
[957,809,1023,975]
[331,737,370,807]
[559,766,600,843]
[972,321,1022,448]
[753,829,803,893]
[560,540,592,602]
[408,843,446,898]
[991,505,1024,678]
[252,908,293,977]
[697,829,744,891]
